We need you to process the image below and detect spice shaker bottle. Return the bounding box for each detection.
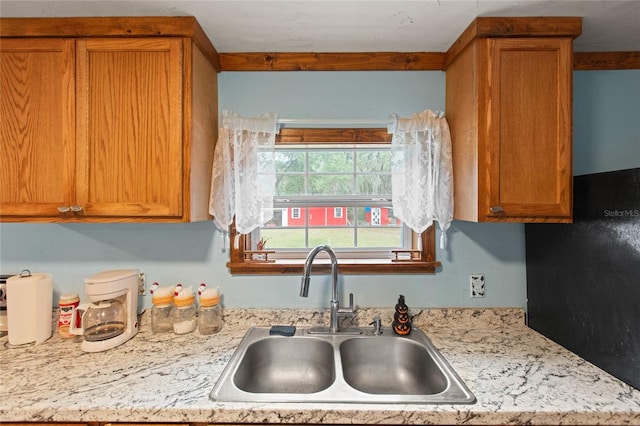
[172,285,196,335]
[198,287,223,335]
[58,293,80,338]
[150,283,174,333]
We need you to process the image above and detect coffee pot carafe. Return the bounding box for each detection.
[70,269,139,352]
[76,298,127,342]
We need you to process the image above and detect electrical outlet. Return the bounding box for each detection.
[138,272,146,296]
[470,274,485,298]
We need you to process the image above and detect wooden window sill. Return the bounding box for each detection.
[227,261,441,275]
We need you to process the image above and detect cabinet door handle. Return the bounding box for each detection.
[57,206,72,215]
[70,205,84,215]
[489,206,504,214]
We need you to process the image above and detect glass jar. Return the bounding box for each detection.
[151,303,174,333]
[198,303,223,335]
[198,287,223,335]
[172,287,196,335]
[173,304,196,334]
[150,286,175,334]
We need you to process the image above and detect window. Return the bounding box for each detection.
[228,128,439,275]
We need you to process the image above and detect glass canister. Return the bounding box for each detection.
[198,287,223,335]
[172,286,196,335]
[150,285,174,334]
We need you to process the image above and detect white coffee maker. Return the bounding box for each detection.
[70,269,139,352]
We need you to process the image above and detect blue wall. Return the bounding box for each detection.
[10,69,636,311]
[573,70,640,175]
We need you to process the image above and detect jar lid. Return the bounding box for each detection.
[59,292,79,301]
[174,285,195,307]
[199,287,220,307]
[152,295,173,306]
[152,285,174,306]
[200,295,220,307]
[174,295,195,307]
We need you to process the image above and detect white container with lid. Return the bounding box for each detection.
[58,292,80,338]
[6,270,53,346]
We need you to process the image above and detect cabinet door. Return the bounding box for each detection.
[76,38,183,218]
[485,38,572,220]
[0,38,76,218]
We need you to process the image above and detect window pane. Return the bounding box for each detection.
[357,206,399,226]
[308,151,353,173]
[356,174,392,196]
[356,150,392,172]
[308,228,355,248]
[264,209,283,227]
[309,174,354,195]
[276,151,305,172]
[260,228,306,248]
[357,227,402,248]
[306,206,353,227]
[262,144,406,254]
[276,175,305,196]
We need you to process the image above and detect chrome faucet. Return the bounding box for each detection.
[300,245,356,333]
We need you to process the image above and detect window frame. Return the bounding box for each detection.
[226,128,441,275]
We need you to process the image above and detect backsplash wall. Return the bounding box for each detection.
[2,70,525,309]
[524,69,640,390]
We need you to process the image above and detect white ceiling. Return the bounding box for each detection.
[2,1,639,53]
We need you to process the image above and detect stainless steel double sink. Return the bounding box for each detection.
[210,326,476,404]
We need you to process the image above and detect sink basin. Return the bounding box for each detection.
[234,337,335,393]
[210,326,476,404]
[340,337,447,395]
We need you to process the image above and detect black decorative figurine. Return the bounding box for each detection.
[392,294,412,335]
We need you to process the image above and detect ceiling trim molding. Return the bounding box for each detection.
[219,50,639,71]
[574,52,640,70]
[444,16,583,68]
[219,52,445,71]
[0,17,220,71]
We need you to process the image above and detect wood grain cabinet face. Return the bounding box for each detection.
[0,38,76,217]
[446,37,573,223]
[75,38,184,218]
[1,34,215,222]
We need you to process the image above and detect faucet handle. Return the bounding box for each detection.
[369,317,383,335]
[338,293,356,316]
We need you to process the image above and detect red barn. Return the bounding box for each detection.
[284,207,394,226]
[286,207,348,226]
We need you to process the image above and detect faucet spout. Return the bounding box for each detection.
[300,244,353,333]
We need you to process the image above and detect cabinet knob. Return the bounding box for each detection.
[489,206,504,214]
[57,206,70,213]
[70,205,84,215]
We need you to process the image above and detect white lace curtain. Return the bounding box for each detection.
[388,109,454,249]
[209,110,279,234]
[209,109,453,249]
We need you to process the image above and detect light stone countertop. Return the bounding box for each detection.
[1,308,639,425]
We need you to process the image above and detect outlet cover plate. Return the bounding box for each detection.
[470,274,485,298]
[138,272,146,296]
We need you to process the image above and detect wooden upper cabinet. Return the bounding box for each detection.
[0,38,76,217]
[75,38,184,218]
[0,18,218,222]
[445,17,581,223]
